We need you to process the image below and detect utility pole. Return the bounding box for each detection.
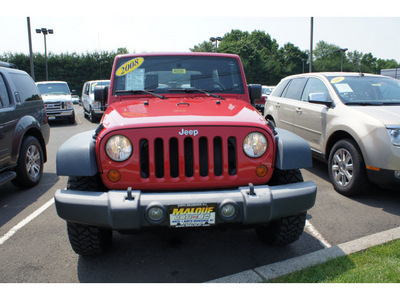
[27,17,35,80]
[309,17,313,73]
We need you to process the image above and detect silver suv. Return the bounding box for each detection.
[264,72,400,196]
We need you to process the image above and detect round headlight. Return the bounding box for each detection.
[106,135,132,161]
[243,132,268,158]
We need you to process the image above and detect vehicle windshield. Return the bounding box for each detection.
[113,55,245,96]
[327,75,400,105]
[91,81,110,93]
[37,83,70,95]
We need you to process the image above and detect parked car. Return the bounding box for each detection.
[264,72,400,196]
[0,62,50,187]
[54,53,316,255]
[81,80,110,122]
[36,81,76,124]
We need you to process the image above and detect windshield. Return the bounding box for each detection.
[113,55,245,96]
[262,87,274,94]
[327,75,400,105]
[37,82,70,95]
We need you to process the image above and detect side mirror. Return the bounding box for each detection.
[308,93,333,107]
[248,84,262,105]
[94,86,109,109]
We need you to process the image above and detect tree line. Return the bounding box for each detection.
[1,30,399,94]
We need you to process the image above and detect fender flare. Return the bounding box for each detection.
[56,130,98,176]
[274,128,313,170]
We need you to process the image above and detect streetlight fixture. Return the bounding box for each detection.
[338,48,348,72]
[210,37,222,52]
[36,27,53,81]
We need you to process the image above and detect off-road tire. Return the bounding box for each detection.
[12,136,44,188]
[66,175,111,255]
[256,169,306,246]
[256,212,307,246]
[67,222,112,256]
[328,139,369,196]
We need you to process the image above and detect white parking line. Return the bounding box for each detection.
[0,198,54,245]
[305,220,332,248]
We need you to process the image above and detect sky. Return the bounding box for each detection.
[1,1,399,62]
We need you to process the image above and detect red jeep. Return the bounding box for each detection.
[55,53,316,256]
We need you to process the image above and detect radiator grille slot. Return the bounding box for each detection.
[139,135,237,179]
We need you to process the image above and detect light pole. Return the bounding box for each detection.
[338,48,348,72]
[36,27,53,81]
[210,37,222,52]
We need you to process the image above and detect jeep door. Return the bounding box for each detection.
[291,77,332,153]
[273,77,307,132]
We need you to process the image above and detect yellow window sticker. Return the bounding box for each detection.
[331,77,345,84]
[172,69,186,74]
[116,57,144,77]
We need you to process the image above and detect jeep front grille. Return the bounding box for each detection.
[139,136,237,179]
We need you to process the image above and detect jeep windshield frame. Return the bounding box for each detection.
[327,75,400,105]
[112,55,245,98]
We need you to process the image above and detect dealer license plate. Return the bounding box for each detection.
[169,203,217,227]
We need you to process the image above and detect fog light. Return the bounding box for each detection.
[221,204,236,218]
[256,164,268,177]
[107,170,121,182]
[147,206,165,222]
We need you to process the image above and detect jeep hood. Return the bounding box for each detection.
[101,97,267,129]
[350,105,400,127]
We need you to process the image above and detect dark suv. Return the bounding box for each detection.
[0,62,50,188]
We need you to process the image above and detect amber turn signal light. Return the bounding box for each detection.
[107,170,121,182]
[255,165,268,177]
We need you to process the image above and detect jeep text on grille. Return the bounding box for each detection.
[54,53,317,256]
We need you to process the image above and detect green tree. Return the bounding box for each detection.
[189,41,215,52]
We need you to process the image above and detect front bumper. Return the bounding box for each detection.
[47,109,74,120]
[54,181,317,230]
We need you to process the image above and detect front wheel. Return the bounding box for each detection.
[256,169,307,245]
[328,139,369,196]
[67,222,112,256]
[66,175,111,255]
[12,136,44,188]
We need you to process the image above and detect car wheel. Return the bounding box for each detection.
[66,175,111,255]
[69,111,76,124]
[67,222,112,256]
[12,136,44,188]
[256,169,307,246]
[328,139,369,196]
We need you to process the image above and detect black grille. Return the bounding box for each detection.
[139,136,237,179]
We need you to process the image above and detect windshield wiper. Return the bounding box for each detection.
[115,89,167,99]
[169,88,225,100]
[345,102,382,106]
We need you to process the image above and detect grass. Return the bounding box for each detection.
[267,239,400,283]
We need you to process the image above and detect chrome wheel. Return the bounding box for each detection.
[331,148,353,187]
[25,144,41,181]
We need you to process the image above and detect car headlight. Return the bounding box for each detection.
[66,101,74,109]
[106,135,132,161]
[243,132,268,158]
[387,127,400,146]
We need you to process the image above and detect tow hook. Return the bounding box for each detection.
[126,187,134,201]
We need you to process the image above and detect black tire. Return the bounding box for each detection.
[69,111,76,124]
[256,169,306,246]
[328,139,369,196]
[12,136,44,188]
[256,212,307,246]
[66,175,111,255]
[67,222,112,256]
